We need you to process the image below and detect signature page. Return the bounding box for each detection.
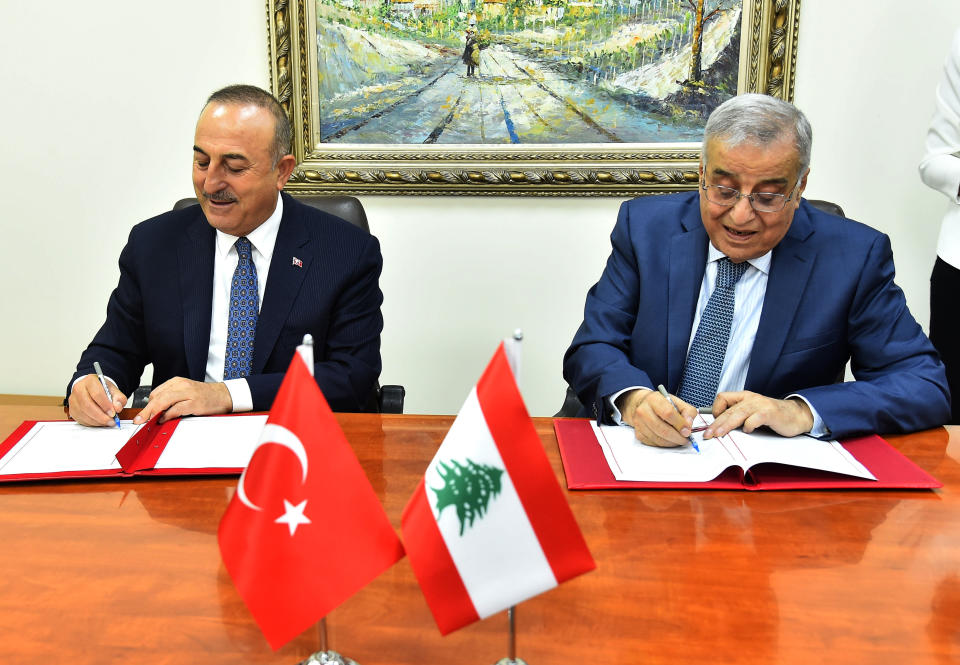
[0,421,141,476]
[154,415,269,469]
[592,417,745,482]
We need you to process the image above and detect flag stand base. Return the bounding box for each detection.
[299,650,358,665]
[493,659,528,665]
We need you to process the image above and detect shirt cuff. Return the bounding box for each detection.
[787,393,829,437]
[224,378,253,412]
[607,386,648,426]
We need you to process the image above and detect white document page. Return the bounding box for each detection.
[593,415,875,483]
[0,421,141,476]
[594,419,740,482]
[154,415,268,469]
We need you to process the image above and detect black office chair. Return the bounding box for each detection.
[554,199,847,418]
[131,195,405,413]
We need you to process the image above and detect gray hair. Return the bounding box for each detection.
[702,93,812,176]
[204,84,292,167]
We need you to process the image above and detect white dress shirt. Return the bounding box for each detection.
[610,243,827,435]
[919,26,960,270]
[206,194,284,412]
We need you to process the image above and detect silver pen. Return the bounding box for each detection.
[93,361,121,428]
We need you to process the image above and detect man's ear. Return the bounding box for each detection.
[276,154,297,188]
[796,168,810,199]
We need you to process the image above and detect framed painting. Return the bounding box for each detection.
[267,0,800,195]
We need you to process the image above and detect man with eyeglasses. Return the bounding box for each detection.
[563,93,949,447]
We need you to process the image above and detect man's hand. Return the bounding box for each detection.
[69,374,128,427]
[704,391,814,439]
[133,378,233,424]
[616,388,697,448]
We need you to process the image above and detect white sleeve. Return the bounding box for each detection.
[920,28,960,202]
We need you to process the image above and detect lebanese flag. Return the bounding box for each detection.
[402,341,595,635]
[218,350,404,650]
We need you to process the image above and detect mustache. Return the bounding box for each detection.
[203,191,238,203]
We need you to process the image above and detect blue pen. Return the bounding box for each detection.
[656,384,699,453]
[93,362,122,428]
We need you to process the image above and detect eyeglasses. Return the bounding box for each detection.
[700,180,799,213]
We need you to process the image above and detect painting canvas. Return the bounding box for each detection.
[267,0,800,195]
[317,0,741,144]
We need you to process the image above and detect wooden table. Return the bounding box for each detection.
[1,398,958,664]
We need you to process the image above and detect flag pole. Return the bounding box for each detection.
[492,605,528,665]
[493,330,530,665]
[298,334,359,665]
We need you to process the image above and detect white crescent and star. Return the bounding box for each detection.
[236,423,312,536]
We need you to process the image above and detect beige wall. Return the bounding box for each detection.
[0,1,956,415]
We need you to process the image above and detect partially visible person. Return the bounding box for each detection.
[565,93,949,448]
[68,84,383,427]
[920,27,960,425]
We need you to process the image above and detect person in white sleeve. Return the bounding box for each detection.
[920,27,960,425]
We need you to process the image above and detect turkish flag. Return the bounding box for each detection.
[218,354,405,650]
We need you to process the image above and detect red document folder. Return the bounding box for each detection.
[0,414,264,483]
[553,418,942,490]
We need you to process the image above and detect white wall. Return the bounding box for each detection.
[0,1,956,416]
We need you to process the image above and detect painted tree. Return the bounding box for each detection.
[685,0,730,83]
[431,459,504,536]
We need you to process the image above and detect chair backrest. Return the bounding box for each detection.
[807,199,845,218]
[173,195,370,232]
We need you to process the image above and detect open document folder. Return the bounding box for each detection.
[553,415,941,490]
[596,415,874,483]
[0,414,268,482]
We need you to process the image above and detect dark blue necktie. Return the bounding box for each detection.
[677,257,749,408]
[223,237,259,380]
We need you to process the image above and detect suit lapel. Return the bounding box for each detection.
[178,212,215,381]
[253,196,313,373]
[666,212,709,392]
[746,207,815,394]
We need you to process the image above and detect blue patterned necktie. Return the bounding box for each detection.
[677,257,749,408]
[223,237,259,380]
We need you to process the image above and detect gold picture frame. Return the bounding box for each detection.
[268,0,800,196]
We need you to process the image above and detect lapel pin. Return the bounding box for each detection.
[292,257,303,268]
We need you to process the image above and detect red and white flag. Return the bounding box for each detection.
[218,351,404,650]
[401,341,595,635]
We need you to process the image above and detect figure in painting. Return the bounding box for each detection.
[463,29,478,78]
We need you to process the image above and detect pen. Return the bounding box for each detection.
[656,384,699,453]
[93,361,121,428]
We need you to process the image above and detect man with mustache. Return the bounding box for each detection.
[564,94,949,446]
[68,84,383,426]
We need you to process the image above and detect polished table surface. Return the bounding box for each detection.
[1,396,959,664]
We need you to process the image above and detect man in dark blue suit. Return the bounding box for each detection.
[68,85,382,426]
[564,94,949,447]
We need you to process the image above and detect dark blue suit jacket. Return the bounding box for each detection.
[69,192,383,412]
[563,192,950,438]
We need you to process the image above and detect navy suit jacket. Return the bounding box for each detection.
[70,192,383,412]
[563,192,950,439]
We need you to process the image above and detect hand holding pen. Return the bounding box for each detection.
[67,364,128,427]
[616,386,700,448]
[657,385,701,453]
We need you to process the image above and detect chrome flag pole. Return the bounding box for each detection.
[493,605,529,665]
[493,331,530,665]
[298,335,358,665]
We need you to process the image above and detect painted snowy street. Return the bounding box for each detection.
[317,0,739,144]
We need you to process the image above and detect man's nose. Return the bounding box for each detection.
[729,195,756,224]
[202,165,227,193]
